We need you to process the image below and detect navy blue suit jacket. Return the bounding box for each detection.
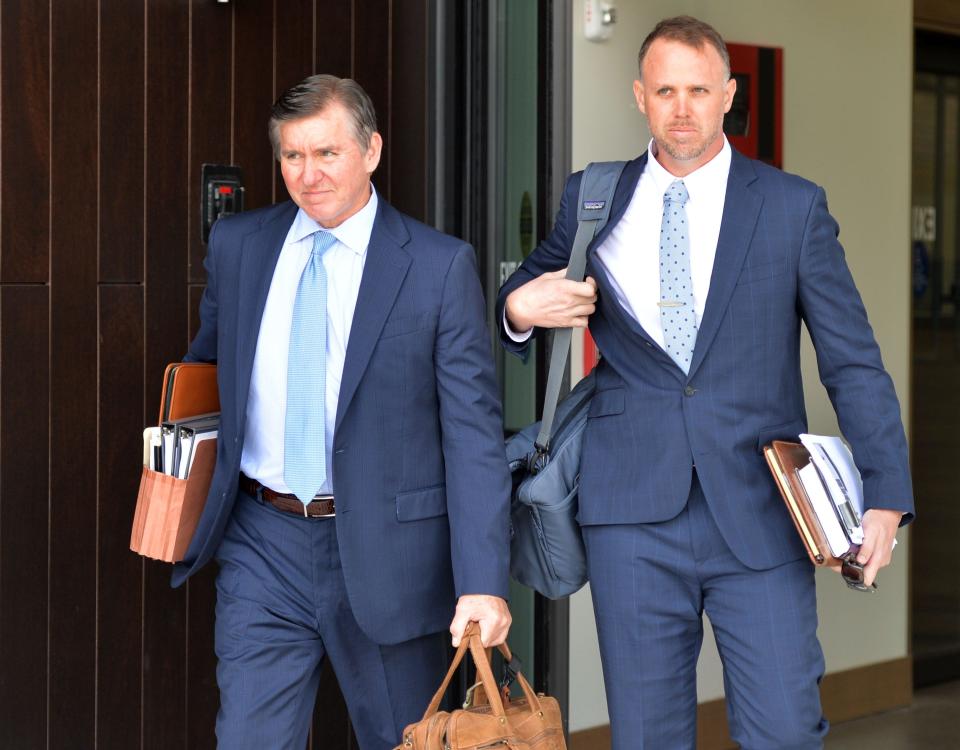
[175,198,511,645]
[497,149,914,570]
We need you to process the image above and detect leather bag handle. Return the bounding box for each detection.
[419,623,544,721]
[464,626,544,716]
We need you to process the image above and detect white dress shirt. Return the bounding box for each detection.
[506,138,731,348]
[594,138,730,348]
[240,187,378,494]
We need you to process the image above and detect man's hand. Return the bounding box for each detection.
[449,595,511,648]
[830,508,902,586]
[855,508,903,587]
[505,269,598,332]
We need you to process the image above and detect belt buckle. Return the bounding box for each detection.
[311,493,335,518]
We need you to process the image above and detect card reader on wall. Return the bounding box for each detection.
[201,164,245,243]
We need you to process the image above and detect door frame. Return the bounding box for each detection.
[911,26,960,688]
[428,0,574,726]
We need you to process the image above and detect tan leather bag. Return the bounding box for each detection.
[396,623,566,750]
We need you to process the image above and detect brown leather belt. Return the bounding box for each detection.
[239,473,335,518]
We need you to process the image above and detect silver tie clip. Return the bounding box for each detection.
[657,300,685,308]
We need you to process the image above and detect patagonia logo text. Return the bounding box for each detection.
[583,200,605,210]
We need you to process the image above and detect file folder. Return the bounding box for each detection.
[130,363,218,563]
[131,438,217,561]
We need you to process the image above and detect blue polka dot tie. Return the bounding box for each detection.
[659,180,697,374]
[284,229,338,506]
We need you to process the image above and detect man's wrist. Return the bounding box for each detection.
[457,593,507,602]
[505,293,531,331]
[864,507,906,520]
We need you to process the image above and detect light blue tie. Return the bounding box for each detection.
[284,229,338,506]
[659,180,697,374]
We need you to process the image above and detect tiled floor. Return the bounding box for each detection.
[825,681,960,748]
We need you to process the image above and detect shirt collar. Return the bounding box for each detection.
[288,184,379,256]
[644,136,732,204]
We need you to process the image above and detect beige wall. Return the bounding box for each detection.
[568,0,913,732]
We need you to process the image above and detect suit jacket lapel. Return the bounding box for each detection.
[335,202,411,432]
[688,150,763,379]
[234,202,298,419]
[588,256,672,359]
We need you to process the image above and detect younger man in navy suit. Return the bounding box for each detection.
[499,16,912,749]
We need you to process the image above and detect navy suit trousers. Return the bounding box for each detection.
[214,490,447,749]
[582,474,829,750]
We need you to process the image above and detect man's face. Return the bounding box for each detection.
[278,103,382,228]
[633,38,736,176]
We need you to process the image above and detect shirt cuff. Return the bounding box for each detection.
[503,310,534,342]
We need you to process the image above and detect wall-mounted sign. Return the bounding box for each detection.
[912,206,936,242]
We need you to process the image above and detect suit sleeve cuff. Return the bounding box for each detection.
[503,310,534,343]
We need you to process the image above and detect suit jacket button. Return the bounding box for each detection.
[684,385,696,397]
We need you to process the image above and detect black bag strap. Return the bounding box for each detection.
[535,160,627,454]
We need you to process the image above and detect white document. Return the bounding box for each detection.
[797,462,850,557]
[799,433,864,545]
[143,426,161,468]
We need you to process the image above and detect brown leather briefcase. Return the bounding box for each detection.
[396,623,566,750]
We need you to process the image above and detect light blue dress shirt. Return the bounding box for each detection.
[240,187,379,494]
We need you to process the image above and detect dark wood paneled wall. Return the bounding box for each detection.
[0,1,431,748]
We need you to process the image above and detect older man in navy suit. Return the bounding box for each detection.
[177,74,511,749]
[498,16,913,750]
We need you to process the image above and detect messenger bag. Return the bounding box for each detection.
[505,161,626,599]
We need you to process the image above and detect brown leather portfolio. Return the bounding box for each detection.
[131,363,218,563]
[763,440,855,567]
[159,362,219,423]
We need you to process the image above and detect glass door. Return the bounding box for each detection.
[911,31,960,687]
[431,0,571,721]
[493,0,540,434]
[484,0,541,685]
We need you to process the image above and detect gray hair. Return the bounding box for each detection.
[638,16,730,81]
[268,74,378,157]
